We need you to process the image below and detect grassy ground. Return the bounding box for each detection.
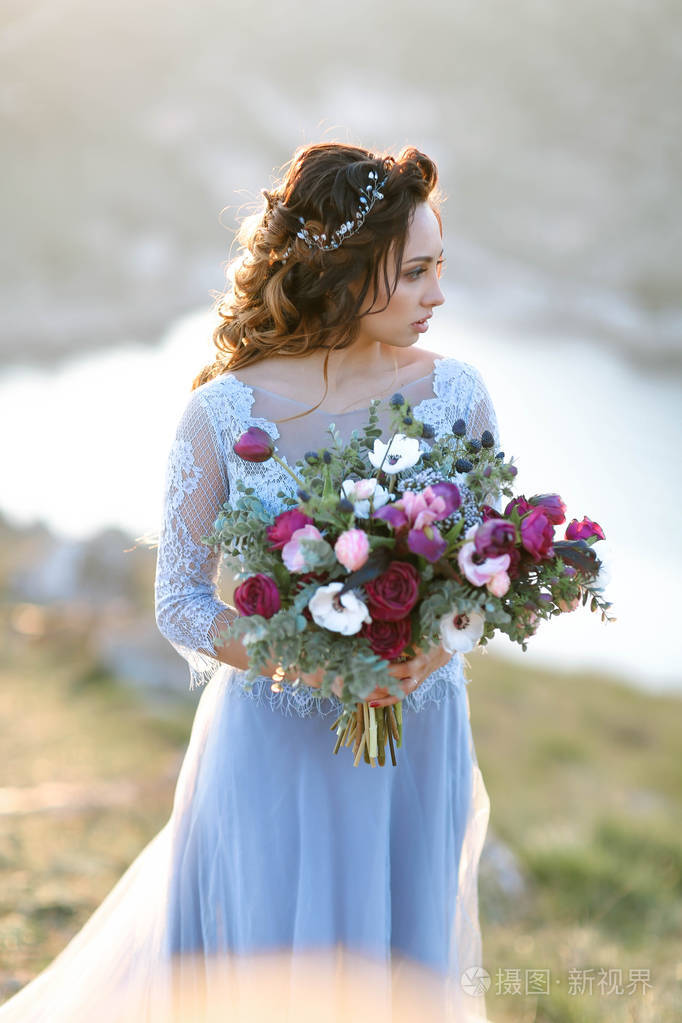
[0,628,680,1020]
[470,648,681,1022]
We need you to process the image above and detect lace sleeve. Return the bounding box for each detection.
[459,362,504,514]
[154,387,239,690]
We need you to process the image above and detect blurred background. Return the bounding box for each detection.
[1,1,680,1020]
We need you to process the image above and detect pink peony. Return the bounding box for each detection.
[334,529,370,572]
[282,524,324,573]
[520,507,555,562]
[565,517,606,542]
[530,493,566,525]
[504,495,533,518]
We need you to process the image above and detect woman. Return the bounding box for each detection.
[0,142,499,1022]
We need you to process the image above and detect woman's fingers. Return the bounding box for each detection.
[368,676,420,706]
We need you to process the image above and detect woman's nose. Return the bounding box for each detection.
[426,278,446,308]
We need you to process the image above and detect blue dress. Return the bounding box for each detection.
[0,357,500,1022]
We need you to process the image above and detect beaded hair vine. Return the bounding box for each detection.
[277,168,390,264]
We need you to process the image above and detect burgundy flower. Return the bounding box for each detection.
[565,517,606,542]
[481,504,503,522]
[530,493,566,525]
[233,426,275,463]
[365,561,420,621]
[266,508,314,550]
[520,507,555,563]
[234,573,281,618]
[474,518,518,558]
[504,495,533,518]
[506,546,523,579]
[361,617,412,660]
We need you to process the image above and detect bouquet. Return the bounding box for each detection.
[203,392,613,767]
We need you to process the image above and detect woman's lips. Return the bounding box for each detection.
[411,315,431,332]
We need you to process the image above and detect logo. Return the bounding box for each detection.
[460,966,491,996]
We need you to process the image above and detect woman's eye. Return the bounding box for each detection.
[406,258,446,281]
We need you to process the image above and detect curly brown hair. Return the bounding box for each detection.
[192,141,443,416]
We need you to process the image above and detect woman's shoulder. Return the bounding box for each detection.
[427,352,485,390]
[177,371,258,432]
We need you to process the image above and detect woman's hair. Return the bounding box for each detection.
[191,141,443,417]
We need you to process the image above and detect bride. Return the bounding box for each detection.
[0,141,500,1021]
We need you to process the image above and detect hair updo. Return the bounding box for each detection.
[191,141,443,399]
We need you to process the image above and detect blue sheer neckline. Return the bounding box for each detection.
[224,357,447,416]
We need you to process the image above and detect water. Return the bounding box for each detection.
[1,305,680,695]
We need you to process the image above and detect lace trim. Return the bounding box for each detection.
[226,654,467,719]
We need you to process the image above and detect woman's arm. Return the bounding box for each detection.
[154,389,246,688]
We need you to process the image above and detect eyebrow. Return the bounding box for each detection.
[403,250,444,264]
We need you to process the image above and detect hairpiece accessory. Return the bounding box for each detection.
[280,169,389,263]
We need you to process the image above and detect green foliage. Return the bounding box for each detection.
[201,397,612,701]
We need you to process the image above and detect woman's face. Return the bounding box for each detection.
[356,201,446,349]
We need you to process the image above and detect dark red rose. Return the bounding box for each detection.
[530,493,566,525]
[361,617,412,660]
[233,426,275,463]
[364,561,420,621]
[504,495,533,518]
[474,518,517,558]
[565,516,606,541]
[520,507,555,562]
[266,508,314,549]
[481,504,503,521]
[234,573,281,618]
[506,546,523,579]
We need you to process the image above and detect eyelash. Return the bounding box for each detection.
[406,258,446,280]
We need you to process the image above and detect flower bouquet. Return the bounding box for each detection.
[202,392,613,767]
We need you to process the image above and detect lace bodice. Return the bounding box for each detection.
[154,355,502,715]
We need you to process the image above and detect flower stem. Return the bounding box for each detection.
[271,453,305,488]
[394,701,403,747]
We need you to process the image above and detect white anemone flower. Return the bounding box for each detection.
[438,608,486,654]
[308,582,372,636]
[367,434,421,474]
[340,477,392,517]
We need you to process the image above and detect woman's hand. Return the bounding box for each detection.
[263,660,343,695]
[365,641,452,707]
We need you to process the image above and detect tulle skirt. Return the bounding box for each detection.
[0,666,492,1022]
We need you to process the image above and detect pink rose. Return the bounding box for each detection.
[267,508,314,550]
[282,524,324,573]
[334,529,370,571]
[520,507,555,562]
[565,517,606,542]
[487,570,510,597]
[234,573,281,618]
